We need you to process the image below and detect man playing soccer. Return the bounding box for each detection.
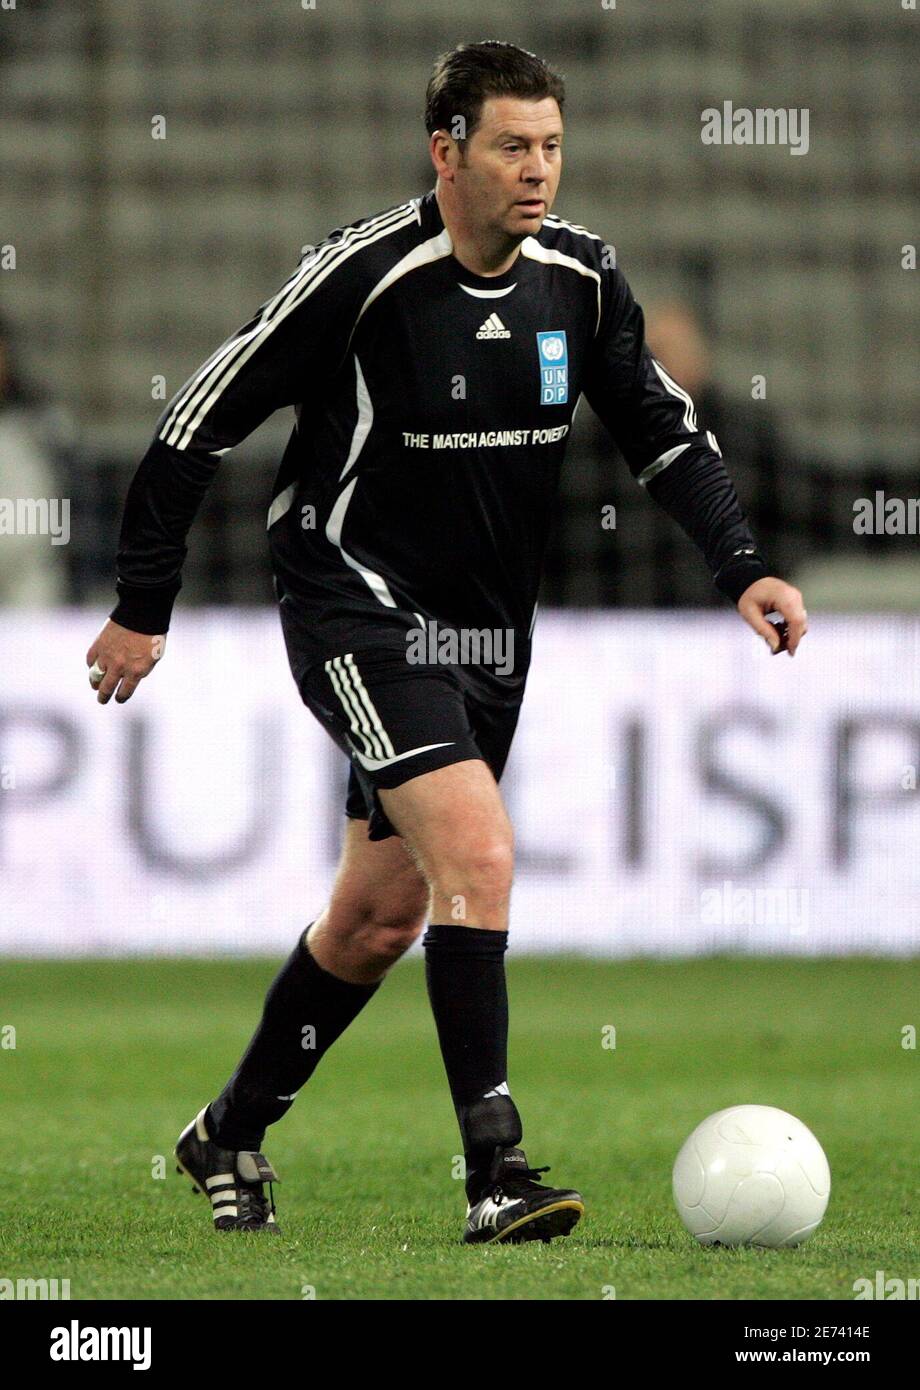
[86,41,807,1244]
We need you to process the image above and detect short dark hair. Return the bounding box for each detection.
[424,40,565,146]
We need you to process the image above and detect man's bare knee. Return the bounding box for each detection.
[356,891,429,963]
[308,823,429,981]
[432,833,514,909]
[310,891,427,981]
[378,761,515,929]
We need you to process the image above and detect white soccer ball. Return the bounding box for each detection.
[672,1105,831,1248]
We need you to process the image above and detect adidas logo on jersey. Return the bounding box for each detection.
[476,313,511,340]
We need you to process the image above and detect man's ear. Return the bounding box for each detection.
[430,130,456,180]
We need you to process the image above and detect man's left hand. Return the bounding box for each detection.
[737,577,808,656]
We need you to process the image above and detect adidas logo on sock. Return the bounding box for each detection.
[482,1081,511,1099]
[476,313,511,340]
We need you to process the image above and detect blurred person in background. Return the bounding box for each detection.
[644,299,793,586]
[0,313,71,607]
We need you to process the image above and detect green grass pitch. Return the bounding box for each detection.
[1,956,916,1300]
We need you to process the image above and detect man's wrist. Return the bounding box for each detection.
[110,581,179,635]
[714,555,769,605]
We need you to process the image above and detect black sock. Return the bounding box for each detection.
[206,926,379,1151]
[422,923,522,1198]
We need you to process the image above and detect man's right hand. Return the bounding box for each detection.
[86,620,166,705]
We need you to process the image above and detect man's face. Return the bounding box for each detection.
[450,96,562,240]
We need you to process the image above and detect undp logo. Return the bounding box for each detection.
[536,330,568,405]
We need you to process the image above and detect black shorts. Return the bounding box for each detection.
[278,601,524,841]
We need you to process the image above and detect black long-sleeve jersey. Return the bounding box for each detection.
[111,188,768,666]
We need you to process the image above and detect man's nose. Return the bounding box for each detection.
[522,153,551,184]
